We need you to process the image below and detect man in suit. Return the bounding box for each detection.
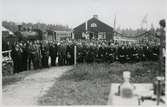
[49,42,58,66]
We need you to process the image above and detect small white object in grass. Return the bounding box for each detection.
[123,71,131,79]
[156,76,165,81]
[147,70,151,73]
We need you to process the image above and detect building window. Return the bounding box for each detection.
[98,32,106,39]
[90,23,97,27]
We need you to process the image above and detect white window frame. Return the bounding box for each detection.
[90,23,97,27]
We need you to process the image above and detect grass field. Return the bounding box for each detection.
[38,61,160,105]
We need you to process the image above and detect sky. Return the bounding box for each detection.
[1,0,167,29]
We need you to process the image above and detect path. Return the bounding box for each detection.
[2,66,73,105]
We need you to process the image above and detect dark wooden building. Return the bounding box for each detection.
[45,30,72,41]
[73,15,114,41]
[2,26,17,51]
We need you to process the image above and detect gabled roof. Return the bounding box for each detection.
[2,26,14,35]
[73,17,113,31]
[92,17,113,29]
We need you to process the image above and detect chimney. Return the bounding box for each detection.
[93,14,98,19]
[18,25,22,31]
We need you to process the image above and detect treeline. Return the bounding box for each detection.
[2,21,72,32]
[116,26,156,37]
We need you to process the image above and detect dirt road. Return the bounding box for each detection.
[2,66,73,105]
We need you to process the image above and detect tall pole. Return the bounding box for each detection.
[157,19,165,105]
[74,45,77,65]
[85,20,88,39]
[113,15,117,43]
[85,20,88,31]
[114,15,116,30]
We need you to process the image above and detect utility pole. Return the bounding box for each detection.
[113,15,117,43]
[156,19,165,105]
[114,15,116,30]
[85,20,88,39]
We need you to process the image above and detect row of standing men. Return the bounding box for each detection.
[10,40,74,73]
[10,40,160,73]
[77,43,159,63]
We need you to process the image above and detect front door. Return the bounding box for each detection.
[89,33,94,39]
[89,32,98,40]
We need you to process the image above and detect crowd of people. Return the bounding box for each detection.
[3,39,160,74]
[76,40,160,63]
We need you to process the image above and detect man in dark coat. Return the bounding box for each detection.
[21,42,28,71]
[76,45,84,63]
[117,45,123,63]
[58,43,66,66]
[49,43,58,66]
[41,43,49,68]
[27,42,37,70]
[11,44,22,73]
[98,45,104,62]
[86,46,94,63]
[66,44,74,65]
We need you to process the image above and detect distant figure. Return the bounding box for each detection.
[11,44,22,73]
[41,44,49,68]
[49,43,58,66]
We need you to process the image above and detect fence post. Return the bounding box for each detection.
[9,50,12,60]
[74,45,77,65]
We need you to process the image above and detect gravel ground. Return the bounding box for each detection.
[2,66,73,105]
